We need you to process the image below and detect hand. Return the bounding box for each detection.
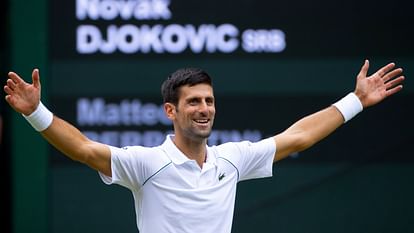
[4,69,42,116]
[354,60,405,108]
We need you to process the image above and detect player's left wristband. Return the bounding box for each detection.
[22,101,53,132]
[332,92,363,123]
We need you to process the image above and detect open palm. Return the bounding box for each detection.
[4,69,42,116]
[354,60,404,108]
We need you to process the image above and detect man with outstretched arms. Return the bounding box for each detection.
[4,60,404,233]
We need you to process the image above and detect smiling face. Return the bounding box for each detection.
[165,83,215,142]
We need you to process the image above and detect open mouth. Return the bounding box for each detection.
[194,119,210,125]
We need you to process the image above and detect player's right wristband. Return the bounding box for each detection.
[332,92,363,123]
[22,101,54,132]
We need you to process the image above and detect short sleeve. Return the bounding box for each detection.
[216,137,276,181]
[99,146,169,192]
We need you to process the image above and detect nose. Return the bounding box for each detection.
[198,100,208,113]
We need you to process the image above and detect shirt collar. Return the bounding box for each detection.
[161,134,216,166]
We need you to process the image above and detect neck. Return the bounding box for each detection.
[172,135,207,168]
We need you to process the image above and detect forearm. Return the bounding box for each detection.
[41,115,92,163]
[41,115,112,175]
[22,101,112,174]
[275,93,363,161]
[285,106,343,150]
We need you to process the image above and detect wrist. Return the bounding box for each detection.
[332,92,363,123]
[22,101,54,131]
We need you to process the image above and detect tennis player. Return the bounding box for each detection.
[4,60,404,233]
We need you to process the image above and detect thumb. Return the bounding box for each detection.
[32,68,41,89]
[357,59,370,80]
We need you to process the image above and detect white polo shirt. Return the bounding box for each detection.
[100,135,276,233]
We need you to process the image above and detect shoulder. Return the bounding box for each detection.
[109,145,171,169]
[212,141,248,161]
[214,140,262,153]
[213,137,276,159]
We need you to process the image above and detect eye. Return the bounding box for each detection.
[188,98,199,105]
[206,97,215,106]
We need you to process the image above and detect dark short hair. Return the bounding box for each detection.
[161,68,212,105]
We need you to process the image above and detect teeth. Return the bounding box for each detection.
[195,119,208,123]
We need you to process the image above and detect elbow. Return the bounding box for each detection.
[275,130,318,162]
[78,145,95,165]
[71,141,95,165]
[294,139,310,153]
[292,133,317,153]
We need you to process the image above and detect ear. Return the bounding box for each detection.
[164,103,176,120]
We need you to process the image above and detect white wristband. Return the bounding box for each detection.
[333,92,363,123]
[22,101,54,131]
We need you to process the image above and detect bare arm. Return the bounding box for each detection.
[274,60,405,162]
[4,69,112,176]
[41,116,112,176]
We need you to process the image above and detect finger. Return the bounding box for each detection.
[6,79,16,90]
[383,68,403,83]
[4,94,17,107]
[385,85,403,97]
[375,62,395,77]
[5,95,12,104]
[8,71,25,85]
[32,69,41,89]
[357,59,370,80]
[385,76,405,90]
[4,85,14,95]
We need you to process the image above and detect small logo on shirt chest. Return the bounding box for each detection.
[218,173,226,181]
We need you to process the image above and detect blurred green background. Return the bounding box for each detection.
[2,0,413,233]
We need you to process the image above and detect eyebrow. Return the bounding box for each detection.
[185,96,215,103]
